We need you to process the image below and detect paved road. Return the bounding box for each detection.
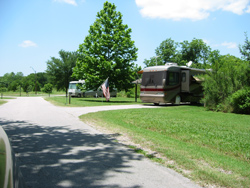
[0,97,201,188]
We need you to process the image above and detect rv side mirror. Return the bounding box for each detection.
[162,79,166,86]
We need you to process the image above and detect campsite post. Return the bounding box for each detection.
[135,83,137,102]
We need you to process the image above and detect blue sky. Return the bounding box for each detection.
[0,0,250,76]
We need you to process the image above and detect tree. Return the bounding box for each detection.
[36,72,49,88]
[42,83,53,97]
[155,38,180,64]
[143,38,211,68]
[203,55,249,112]
[46,50,78,96]
[239,32,250,62]
[21,76,33,92]
[208,50,221,66]
[143,57,160,67]
[73,1,138,92]
[0,72,24,91]
[143,38,181,67]
[180,38,211,68]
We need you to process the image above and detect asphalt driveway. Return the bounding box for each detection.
[0,97,201,188]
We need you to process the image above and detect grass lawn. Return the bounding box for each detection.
[0,100,7,105]
[45,96,142,107]
[79,105,250,188]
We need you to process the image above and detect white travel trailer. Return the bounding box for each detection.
[68,80,85,97]
[140,63,206,105]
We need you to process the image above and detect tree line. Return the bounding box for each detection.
[143,34,249,69]
[0,72,49,93]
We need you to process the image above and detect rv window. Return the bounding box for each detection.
[167,72,179,86]
[69,83,77,89]
[141,71,164,86]
[182,73,186,82]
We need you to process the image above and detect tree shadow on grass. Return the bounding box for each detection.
[0,119,143,188]
[142,103,204,107]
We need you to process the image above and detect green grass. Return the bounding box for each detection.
[0,100,7,105]
[45,96,142,107]
[79,106,250,187]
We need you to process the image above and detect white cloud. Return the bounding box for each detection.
[19,40,37,48]
[135,0,250,21]
[221,42,238,49]
[54,0,77,6]
[246,5,250,12]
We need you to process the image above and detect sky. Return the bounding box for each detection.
[0,0,250,76]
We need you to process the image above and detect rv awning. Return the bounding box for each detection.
[193,76,204,83]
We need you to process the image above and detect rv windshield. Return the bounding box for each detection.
[69,83,77,89]
[142,71,164,86]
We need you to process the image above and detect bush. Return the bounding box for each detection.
[231,88,250,114]
[0,87,8,92]
[126,86,140,98]
[203,55,249,111]
[117,87,141,98]
[215,98,233,113]
[42,83,53,96]
[117,90,127,97]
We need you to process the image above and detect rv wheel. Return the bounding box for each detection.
[175,95,181,105]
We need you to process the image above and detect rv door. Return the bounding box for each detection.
[181,70,190,92]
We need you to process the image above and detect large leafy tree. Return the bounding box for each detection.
[180,38,211,68]
[143,38,181,67]
[73,1,138,92]
[46,50,78,96]
[155,38,180,64]
[143,38,211,68]
[239,32,250,62]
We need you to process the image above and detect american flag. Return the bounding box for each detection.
[101,78,110,101]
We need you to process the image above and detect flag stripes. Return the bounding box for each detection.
[101,78,110,101]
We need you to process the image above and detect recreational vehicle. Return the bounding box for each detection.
[140,63,206,105]
[68,80,85,97]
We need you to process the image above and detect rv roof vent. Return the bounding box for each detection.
[165,62,178,66]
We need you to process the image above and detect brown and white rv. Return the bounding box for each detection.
[140,63,206,105]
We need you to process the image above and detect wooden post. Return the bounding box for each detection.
[135,84,137,102]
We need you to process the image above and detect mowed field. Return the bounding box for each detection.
[79,105,250,188]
